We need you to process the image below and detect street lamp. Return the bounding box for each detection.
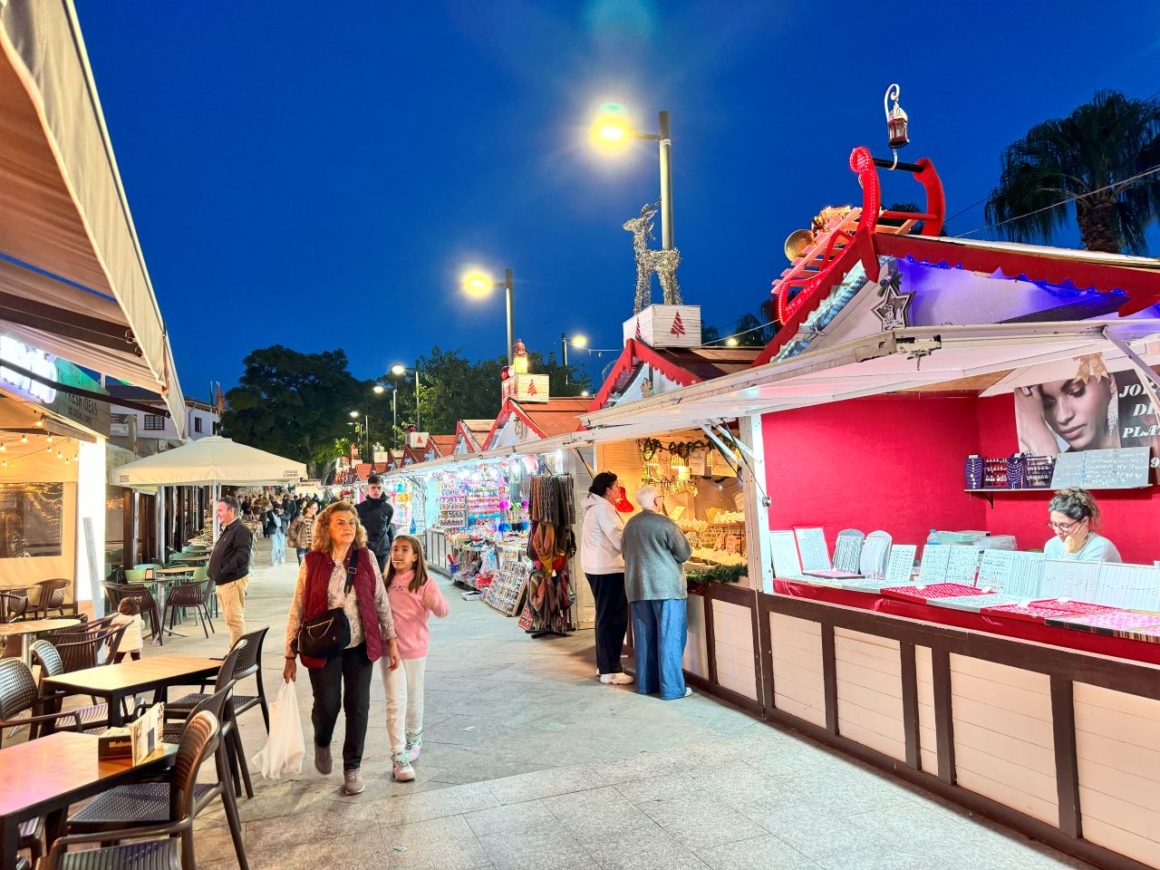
[349,410,370,460]
[560,333,588,385]
[391,363,423,432]
[461,267,515,365]
[590,102,675,250]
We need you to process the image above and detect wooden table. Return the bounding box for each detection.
[43,656,220,727]
[0,731,176,870]
[0,619,81,666]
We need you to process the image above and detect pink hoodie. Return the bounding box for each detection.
[386,570,450,659]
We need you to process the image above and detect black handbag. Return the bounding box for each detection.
[297,549,359,659]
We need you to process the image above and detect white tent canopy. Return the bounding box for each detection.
[113,437,307,488]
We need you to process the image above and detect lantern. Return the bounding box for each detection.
[884,83,909,151]
[512,339,530,374]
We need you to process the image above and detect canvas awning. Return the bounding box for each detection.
[0,1,185,431]
[113,437,307,488]
[579,320,1160,441]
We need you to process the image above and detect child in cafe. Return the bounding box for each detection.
[380,534,449,783]
[111,598,144,662]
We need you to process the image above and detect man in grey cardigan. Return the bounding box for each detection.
[622,486,693,700]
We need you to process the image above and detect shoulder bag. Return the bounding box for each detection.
[297,548,359,660]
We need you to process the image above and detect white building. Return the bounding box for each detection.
[106,383,220,457]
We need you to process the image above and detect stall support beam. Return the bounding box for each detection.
[737,416,774,593]
[1102,328,1160,418]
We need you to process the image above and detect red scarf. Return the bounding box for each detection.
[300,547,383,669]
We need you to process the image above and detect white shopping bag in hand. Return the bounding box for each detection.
[253,681,305,780]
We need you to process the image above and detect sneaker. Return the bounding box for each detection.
[405,739,421,763]
[343,768,365,794]
[393,753,416,782]
[599,672,634,685]
[314,745,332,775]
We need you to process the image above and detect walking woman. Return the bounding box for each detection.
[580,472,632,685]
[283,502,400,795]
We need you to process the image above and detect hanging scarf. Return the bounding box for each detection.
[300,547,383,669]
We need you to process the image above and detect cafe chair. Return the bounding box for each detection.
[0,659,85,748]
[30,577,70,619]
[163,639,254,799]
[223,626,270,733]
[2,587,29,622]
[55,625,128,673]
[70,687,249,870]
[104,580,163,646]
[29,640,116,731]
[162,579,215,639]
[46,711,223,870]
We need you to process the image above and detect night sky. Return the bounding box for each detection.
[73,1,1160,403]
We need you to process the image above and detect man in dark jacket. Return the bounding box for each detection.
[356,475,395,572]
[209,495,253,647]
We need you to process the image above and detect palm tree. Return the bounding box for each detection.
[985,90,1160,254]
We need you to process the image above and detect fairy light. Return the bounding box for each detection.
[34,418,44,428]
[20,434,27,444]
[46,435,53,444]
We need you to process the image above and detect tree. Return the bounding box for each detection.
[221,346,370,476]
[985,90,1160,254]
[732,313,769,346]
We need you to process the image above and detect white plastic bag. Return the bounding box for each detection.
[253,681,305,780]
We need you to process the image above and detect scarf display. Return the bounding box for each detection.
[523,473,577,635]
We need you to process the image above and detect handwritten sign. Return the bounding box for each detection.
[1050,446,1151,489]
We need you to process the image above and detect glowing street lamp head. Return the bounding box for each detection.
[349,410,359,418]
[725,337,739,347]
[373,385,385,394]
[390,364,406,377]
[462,268,496,298]
[590,102,633,153]
[570,334,589,348]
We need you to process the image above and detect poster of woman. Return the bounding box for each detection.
[1015,354,1160,468]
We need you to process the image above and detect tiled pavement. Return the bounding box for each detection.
[125,538,1092,870]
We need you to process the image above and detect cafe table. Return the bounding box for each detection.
[42,656,221,727]
[134,568,196,641]
[0,731,177,870]
[0,619,81,667]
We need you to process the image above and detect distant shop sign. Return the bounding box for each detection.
[0,336,110,436]
[0,336,57,403]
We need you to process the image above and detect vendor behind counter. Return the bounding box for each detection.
[1043,487,1122,563]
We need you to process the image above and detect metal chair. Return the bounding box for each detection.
[162,579,215,638]
[104,580,162,645]
[164,639,254,798]
[46,712,223,870]
[55,625,128,673]
[69,687,248,870]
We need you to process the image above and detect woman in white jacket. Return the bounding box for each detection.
[580,472,633,685]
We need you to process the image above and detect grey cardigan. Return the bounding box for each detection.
[622,510,693,603]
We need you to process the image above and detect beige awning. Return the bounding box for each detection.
[0,1,185,432]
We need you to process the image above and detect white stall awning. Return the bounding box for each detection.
[0,1,185,431]
[579,320,1160,441]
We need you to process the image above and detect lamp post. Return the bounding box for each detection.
[462,268,515,365]
[560,333,589,385]
[349,409,370,461]
[391,363,422,431]
[591,105,675,250]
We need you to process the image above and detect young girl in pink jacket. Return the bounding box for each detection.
[381,534,449,782]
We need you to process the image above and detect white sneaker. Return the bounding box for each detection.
[599,672,634,685]
[393,753,416,782]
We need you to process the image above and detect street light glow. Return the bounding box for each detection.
[462,268,496,298]
[373,385,385,394]
[349,410,359,418]
[570,334,589,348]
[391,364,406,376]
[725,337,739,347]
[590,102,633,153]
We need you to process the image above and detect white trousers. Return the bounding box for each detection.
[380,655,427,757]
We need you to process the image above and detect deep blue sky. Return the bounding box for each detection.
[74,1,1160,403]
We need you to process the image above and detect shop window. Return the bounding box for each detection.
[0,482,63,557]
[110,413,129,424]
[194,417,203,433]
[143,415,166,431]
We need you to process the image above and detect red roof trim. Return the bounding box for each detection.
[484,399,548,450]
[454,420,482,452]
[588,339,704,411]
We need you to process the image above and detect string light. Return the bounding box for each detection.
[0,443,5,452]
[34,418,44,428]
[20,434,27,444]
[46,435,53,444]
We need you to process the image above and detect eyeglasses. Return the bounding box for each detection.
[1045,520,1080,532]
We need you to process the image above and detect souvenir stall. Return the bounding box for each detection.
[580,140,1160,870]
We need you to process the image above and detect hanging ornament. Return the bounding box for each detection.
[884,83,909,170]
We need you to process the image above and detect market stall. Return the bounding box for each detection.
[578,145,1160,870]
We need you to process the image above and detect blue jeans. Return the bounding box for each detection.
[270,531,286,565]
[631,599,687,699]
[297,547,309,564]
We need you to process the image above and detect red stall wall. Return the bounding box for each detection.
[763,395,987,549]
[976,394,1160,564]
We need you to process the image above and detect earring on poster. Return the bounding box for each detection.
[1107,398,1120,435]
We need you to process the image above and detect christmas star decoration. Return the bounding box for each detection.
[872,284,913,331]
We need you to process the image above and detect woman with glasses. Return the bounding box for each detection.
[1044,488,1122,563]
